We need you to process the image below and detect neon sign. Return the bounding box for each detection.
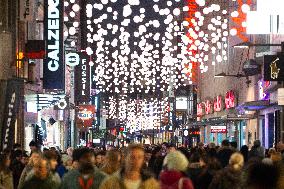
[225,90,235,109]
[213,96,223,112]
[43,0,64,89]
[197,103,204,116]
[211,126,227,133]
[205,100,212,115]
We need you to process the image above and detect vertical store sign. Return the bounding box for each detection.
[43,0,64,89]
[1,79,23,150]
[75,52,90,103]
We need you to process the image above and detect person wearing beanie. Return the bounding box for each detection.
[159,151,194,189]
[209,153,244,189]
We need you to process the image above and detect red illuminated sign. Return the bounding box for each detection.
[214,96,223,112]
[197,103,204,116]
[77,105,96,128]
[211,126,227,133]
[225,90,235,109]
[197,90,236,117]
[205,100,212,115]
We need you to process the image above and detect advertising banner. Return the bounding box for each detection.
[43,0,64,89]
[76,105,96,128]
[211,126,227,133]
[74,52,91,103]
[264,55,284,81]
[1,79,24,150]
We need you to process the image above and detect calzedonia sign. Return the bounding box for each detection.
[43,0,64,89]
[197,90,236,117]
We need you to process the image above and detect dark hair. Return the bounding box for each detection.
[29,141,37,147]
[240,145,249,162]
[43,150,58,160]
[76,148,94,161]
[230,141,238,149]
[221,139,230,147]
[0,153,11,174]
[246,161,280,189]
[13,150,23,158]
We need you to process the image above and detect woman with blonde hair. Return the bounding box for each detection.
[100,149,121,175]
[209,153,244,189]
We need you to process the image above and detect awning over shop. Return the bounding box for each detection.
[238,100,270,111]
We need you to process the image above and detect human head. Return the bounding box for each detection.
[34,159,49,180]
[163,151,189,172]
[221,139,230,147]
[246,160,280,189]
[67,147,73,157]
[253,140,261,148]
[0,153,11,172]
[229,153,244,171]
[270,152,282,163]
[43,150,58,171]
[29,141,38,152]
[21,152,29,165]
[14,150,23,160]
[124,144,145,172]
[29,151,41,166]
[230,141,238,149]
[166,143,176,153]
[77,148,95,174]
[95,151,105,167]
[102,149,121,174]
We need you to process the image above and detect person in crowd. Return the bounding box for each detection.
[28,141,38,153]
[55,151,67,178]
[209,152,244,189]
[20,152,29,166]
[18,151,41,189]
[186,151,204,183]
[217,140,234,168]
[21,158,60,189]
[100,144,160,189]
[101,149,121,176]
[10,150,25,189]
[160,151,194,189]
[240,145,249,163]
[61,148,105,189]
[0,153,14,189]
[62,154,73,171]
[95,151,106,169]
[245,158,281,189]
[67,147,74,159]
[192,154,222,189]
[249,140,265,160]
[43,150,61,185]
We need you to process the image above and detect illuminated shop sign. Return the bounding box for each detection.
[264,55,284,81]
[197,91,236,117]
[74,52,90,103]
[225,90,236,109]
[213,96,223,112]
[211,126,227,133]
[43,0,64,89]
[77,105,96,128]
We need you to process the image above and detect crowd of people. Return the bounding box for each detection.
[0,139,284,189]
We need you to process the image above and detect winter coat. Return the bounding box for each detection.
[160,170,194,189]
[17,165,33,189]
[208,167,243,189]
[61,169,105,189]
[10,160,25,188]
[0,171,14,189]
[21,174,60,189]
[249,146,265,160]
[217,148,234,168]
[99,169,160,189]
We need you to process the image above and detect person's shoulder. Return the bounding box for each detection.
[143,177,160,189]
[62,169,80,180]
